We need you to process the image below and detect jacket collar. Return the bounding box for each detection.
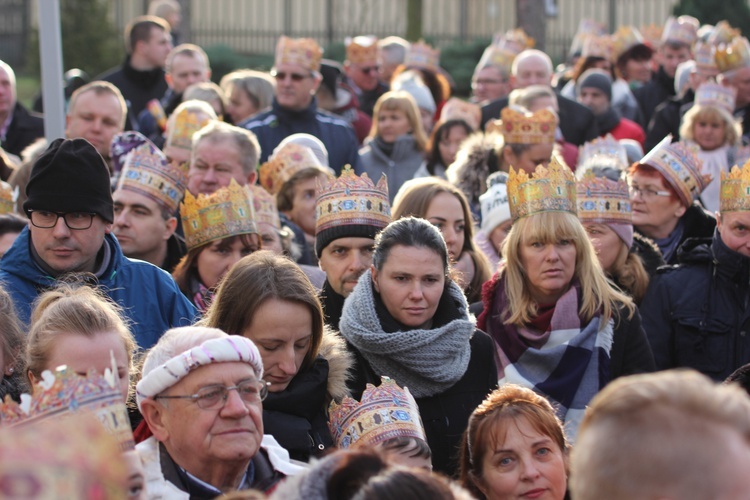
[712,228,750,284]
[272,96,318,122]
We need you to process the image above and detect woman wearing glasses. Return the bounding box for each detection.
[628,136,715,264]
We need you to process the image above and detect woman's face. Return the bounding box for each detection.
[490,220,513,256]
[43,330,130,402]
[241,298,313,392]
[477,417,567,500]
[425,191,466,262]
[285,175,326,236]
[372,245,445,329]
[438,125,469,167]
[519,234,577,305]
[226,86,257,125]
[623,57,652,84]
[693,117,726,151]
[629,172,686,239]
[196,236,258,289]
[378,108,412,143]
[258,222,284,255]
[583,223,623,274]
[504,144,554,174]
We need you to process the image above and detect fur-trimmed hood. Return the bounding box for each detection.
[446,131,503,205]
[318,326,354,403]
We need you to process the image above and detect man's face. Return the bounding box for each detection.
[660,45,691,79]
[346,60,380,92]
[273,63,319,111]
[472,66,510,103]
[512,56,551,89]
[578,87,610,116]
[188,137,251,195]
[728,67,750,108]
[0,66,16,117]
[29,213,112,274]
[140,27,173,68]
[65,91,124,158]
[167,53,210,95]
[319,237,375,297]
[718,211,750,257]
[113,189,175,264]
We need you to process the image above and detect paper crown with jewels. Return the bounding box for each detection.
[576,168,632,225]
[166,106,214,151]
[507,156,577,222]
[612,26,646,59]
[578,134,629,170]
[662,16,700,46]
[582,34,614,61]
[0,180,18,214]
[439,98,482,130]
[639,135,711,207]
[113,132,188,214]
[694,41,719,75]
[346,35,379,65]
[405,40,440,70]
[720,159,750,212]
[180,178,258,250]
[259,143,330,195]
[489,107,557,145]
[709,21,741,46]
[247,184,281,229]
[640,23,664,48]
[275,35,323,73]
[694,80,737,114]
[569,19,606,57]
[716,36,750,74]
[328,377,426,450]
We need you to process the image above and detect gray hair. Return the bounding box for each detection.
[378,37,411,66]
[220,69,276,114]
[192,120,261,175]
[511,49,553,79]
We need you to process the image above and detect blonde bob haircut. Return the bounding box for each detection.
[679,104,742,147]
[500,211,635,326]
[369,90,428,151]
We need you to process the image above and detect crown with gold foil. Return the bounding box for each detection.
[716,36,750,74]
[640,23,664,49]
[180,178,258,250]
[694,80,737,114]
[662,16,699,46]
[498,28,536,52]
[640,135,710,206]
[496,107,557,145]
[476,43,518,73]
[721,159,750,212]
[259,143,329,195]
[694,41,719,75]
[275,35,323,73]
[405,40,440,71]
[166,106,214,151]
[0,180,18,214]
[612,26,646,60]
[507,156,577,222]
[576,169,632,225]
[581,34,614,61]
[569,19,606,57]
[114,132,188,214]
[247,184,281,229]
[439,98,482,130]
[709,21,741,46]
[328,377,426,450]
[346,35,379,66]
[578,134,629,170]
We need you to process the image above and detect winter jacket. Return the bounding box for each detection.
[636,202,716,265]
[358,135,425,202]
[0,228,197,349]
[561,78,644,125]
[1,102,44,158]
[607,116,646,148]
[446,131,503,220]
[633,66,675,131]
[644,90,694,151]
[356,81,389,117]
[641,231,750,380]
[242,97,361,175]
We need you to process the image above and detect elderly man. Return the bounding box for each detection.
[0,59,44,158]
[344,36,388,117]
[136,326,302,497]
[377,36,410,85]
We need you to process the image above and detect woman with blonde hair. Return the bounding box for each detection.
[0,284,26,402]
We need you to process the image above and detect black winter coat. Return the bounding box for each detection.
[636,202,716,265]
[634,66,675,130]
[2,103,44,157]
[644,90,694,152]
[641,231,750,381]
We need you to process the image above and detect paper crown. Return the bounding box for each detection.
[476,44,517,73]
[582,34,614,61]
[328,377,426,450]
[259,143,328,195]
[497,28,536,53]
[495,107,557,145]
[346,35,379,65]
[247,184,281,229]
[662,16,700,46]
[569,19,606,56]
[180,178,258,250]
[694,41,719,74]
[275,35,323,73]
[439,98,481,130]
[640,135,710,206]
[716,36,750,74]
[640,23,664,48]
[576,169,632,225]
[578,134,629,170]
[166,106,213,151]
[315,165,391,235]
[114,132,188,214]
[612,26,646,59]
[507,156,577,221]
[694,80,737,114]
[721,159,750,212]
[405,40,440,70]
[0,365,134,452]
[0,180,18,214]
[709,21,741,46]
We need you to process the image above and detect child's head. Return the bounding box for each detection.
[374,436,433,470]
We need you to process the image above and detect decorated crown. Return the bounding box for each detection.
[499,28,536,52]
[709,21,741,46]
[247,184,281,229]
[440,98,481,130]
[721,159,750,212]
[694,41,719,75]
[576,169,632,225]
[569,19,606,56]
[496,107,557,145]
[694,80,737,114]
[640,23,664,48]
[166,106,213,151]
[180,178,258,250]
[640,135,710,206]
[328,377,426,450]
[346,35,379,65]
[259,143,328,195]
[662,16,699,46]
[578,134,629,170]
[476,45,516,73]
[507,156,576,221]
[275,35,323,73]
[0,180,18,214]
[146,99,167,132]
[114,133,188,214]
[405,40,440,70]
[612,26,646,59]
[315,165,390,236]
[716,36,750,74]
[581,34,614,61]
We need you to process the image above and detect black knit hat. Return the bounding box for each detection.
[315,222,385,258]
[576,69,613,102]
[24,138,114,223]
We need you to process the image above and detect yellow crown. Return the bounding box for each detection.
[507,156,577,221]
[275,35,323,73]
[578,134,629,170]
[0,180,17,214]
[709,21,741,46]
[405,40,440,70]
[640,23,664,48]
[662,16,700,46]
[346,35,379,66]
[496,107,557,145]
[716,36,750,74]
[328,377,426,450]
[259,143,328,195]
[695,80,736,114]
[721,159,750,212]
[439,98,481,130]
[247,184,281,229]
[576,169,631,225]
[166,107,213,151]
[180,179,258,250]
[582,34,614,61]
[501,28,535,52]
[612,26,645,59]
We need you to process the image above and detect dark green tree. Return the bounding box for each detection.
[673,0,750,36]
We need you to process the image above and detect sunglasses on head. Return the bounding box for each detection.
[271,70,310,82]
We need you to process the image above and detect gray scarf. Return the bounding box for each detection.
[339,270,475,398]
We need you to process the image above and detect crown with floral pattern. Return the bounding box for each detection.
[694,41,719,75]
[493,107,557,145]
[180,178,258,250]
[612,26,646,59]
[346,35,379,66]
[640,135,710,206]
[247,184,281,229]
[576,169,632,225]
[507,156,577,221]
[275,36,323,73]
[721,159,750,212]
[166,106,213,151]
[439,98,482,130]
[694,80,737,114]
[662,16,699,46]
[328,377,426,450]
[578,134,629,170]
[405,40,440,71]
[259,143,329,195]
[716,36,750,74]
[0,180,18,214]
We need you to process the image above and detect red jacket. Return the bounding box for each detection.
[607,117,646,148]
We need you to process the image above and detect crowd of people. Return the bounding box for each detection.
[2,1,750,497]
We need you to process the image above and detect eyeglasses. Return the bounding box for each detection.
[628,185,672,200]
[155,379,269,410]
[28,210,97,230]
[271,70,311,82]
[359,65,379,75]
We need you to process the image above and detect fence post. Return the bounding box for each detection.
[406,0,423,41]
[326,0,334,46]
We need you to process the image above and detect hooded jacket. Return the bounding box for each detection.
[358,134,425,202]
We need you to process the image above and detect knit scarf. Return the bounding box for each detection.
[339,270,475,398]
[483,274,613,440]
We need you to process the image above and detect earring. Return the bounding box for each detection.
[7,367,13,375]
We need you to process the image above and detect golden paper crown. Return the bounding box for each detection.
[328,377,426,450]
[500,28,535,52]
[576,169,632,225]
[180,179,258,250]
[166,107,213,151]
[507,156,577,221]
[720,159,750,212]
[275,35,323,73]
[259,143,327,195]
[640,136,711,206]
[247,184,281,229]
[498,107,557,145]
[315,165,391,235]
[640,23,664,48]
[694,80,737,114]
[694,41,719,74]
[709,21,741,46]
[612,26,646,59]
[662,16,700,46]
[405,40,440,71]
[476,45,516,73]
[439,98,481,130]
[569,19,606,56]
[582,34,614,61]
[578,134,629,170]
[0,180,18,214]
[716,36,750,74]
[346,35,379,66]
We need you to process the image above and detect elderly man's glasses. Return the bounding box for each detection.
[28,210,96,230]
[271,70,311,82]
[628,185,671,200]
[155,379,269,410]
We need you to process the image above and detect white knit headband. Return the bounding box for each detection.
[136,335,264,411]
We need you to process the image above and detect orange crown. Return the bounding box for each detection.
[440,98,481,130]
[640,23,664,48]
[275,36,323,73]
[716,36,750,74]
[166,107,213,151]
[709,21,741,46]
[495,107,557,145]
[0,180,17,214]
[507,156,577,221]
[721,158,750,212]
[259,143,329,195]
[346,35,379,66]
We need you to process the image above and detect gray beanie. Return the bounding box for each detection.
[577,69,612,102]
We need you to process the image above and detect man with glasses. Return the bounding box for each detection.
[0,138,196,349]
[344,35,389,117]
[243,36,360,175]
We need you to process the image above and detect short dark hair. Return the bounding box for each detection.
[124,15,170,54]
[372,217,449,275]
[0,213,26,237]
